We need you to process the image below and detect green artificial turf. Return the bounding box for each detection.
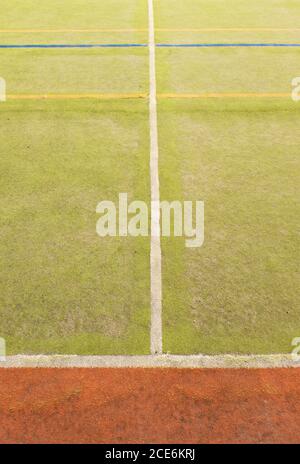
[155,0,300,354]
[159,98,300,354]
[0,0,150,355]
[0,0,148,45]
[155,0,300,48]
[0,0,147,32]
[156,47,300,94]
[0,100,150,354]
[155,0,300,30]
[0,48,148,95]
[0,0,299,357]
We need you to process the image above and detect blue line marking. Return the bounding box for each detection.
[0,43,148,48]
[0,43,300,49]
[156,43,300,47]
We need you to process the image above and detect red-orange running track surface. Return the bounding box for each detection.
[0,368,299,444]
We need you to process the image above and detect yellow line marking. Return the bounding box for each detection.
[157,28,300,32]
[0,28,299,33]
[158,93,290,98]
[0,29,148,33]
[7,93,148,100]
[6,93,291,101]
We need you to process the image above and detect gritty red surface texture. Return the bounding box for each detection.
[0,368,299,444]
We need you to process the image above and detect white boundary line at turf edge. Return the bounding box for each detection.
[148,0,162,355]
[0,355,299,368]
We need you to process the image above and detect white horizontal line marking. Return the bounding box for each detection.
[0,354,299,368]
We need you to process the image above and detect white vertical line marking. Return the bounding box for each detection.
[148,0,162,355]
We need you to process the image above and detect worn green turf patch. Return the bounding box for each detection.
[0,0,148,45]
[0,48,148,95]
[0,0,150,356]
[156,47,300,94]
[155,0,300,46]
[155,0,300,30]
[0,100,150,355]
[159,99,300,354]
[0,0,147,31]
[0,0,150,355]
[156,6,300,355]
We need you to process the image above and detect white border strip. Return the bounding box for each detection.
[148,0,162,354]
[0,355,299,368]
